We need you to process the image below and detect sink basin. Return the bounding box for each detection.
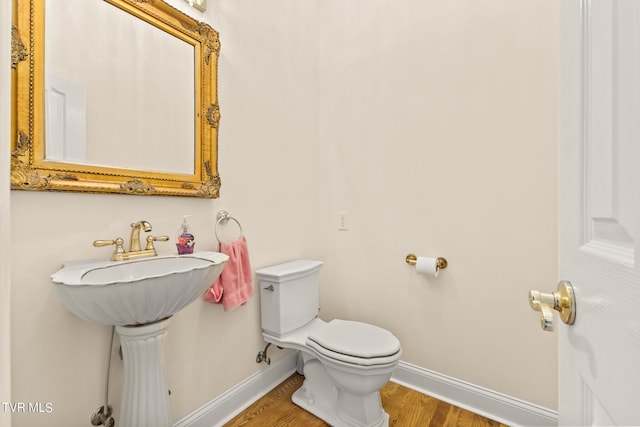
[51,251,229,326]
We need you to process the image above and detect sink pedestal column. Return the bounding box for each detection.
[116,318,172,427]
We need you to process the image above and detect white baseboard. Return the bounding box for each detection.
[173,351,298,427]
[175,355,558,427]
[391,361,558,427]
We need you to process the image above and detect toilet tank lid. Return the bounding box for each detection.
[255,259,323,282]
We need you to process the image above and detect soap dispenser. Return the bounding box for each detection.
[176,215,195,255]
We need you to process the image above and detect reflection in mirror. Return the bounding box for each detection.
[11,0,221,197]
[45,0,195,174]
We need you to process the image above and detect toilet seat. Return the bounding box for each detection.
[306,319,401,367]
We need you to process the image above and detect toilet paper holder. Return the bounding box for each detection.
[405,253,448,270]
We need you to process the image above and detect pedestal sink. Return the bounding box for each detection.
[51,251,228,427]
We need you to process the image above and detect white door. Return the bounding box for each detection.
[559,1,640,425]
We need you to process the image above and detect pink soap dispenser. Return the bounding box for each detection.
[176,215,195,254]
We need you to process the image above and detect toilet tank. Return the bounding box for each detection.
[256,260,323,337]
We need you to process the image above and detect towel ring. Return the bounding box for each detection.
[215,210,244,243]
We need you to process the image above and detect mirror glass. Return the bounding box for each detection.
[11,0,221,197]
[45,0,195,174]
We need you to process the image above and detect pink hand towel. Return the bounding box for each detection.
[203,237,253,311]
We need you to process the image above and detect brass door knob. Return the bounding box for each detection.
[528,281,576,331]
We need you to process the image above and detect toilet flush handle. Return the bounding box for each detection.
[263,285,275,292]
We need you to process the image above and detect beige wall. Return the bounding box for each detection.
[1,1,12,425]
[6,0,559,425]
[316,0,559,408]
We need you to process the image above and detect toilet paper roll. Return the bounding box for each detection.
[415,256,439,277]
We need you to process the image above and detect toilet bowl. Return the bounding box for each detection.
[257,260,402,427]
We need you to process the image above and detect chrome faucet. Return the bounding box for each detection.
[94,220,169,261]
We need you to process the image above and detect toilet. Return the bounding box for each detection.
[257,260,402,427]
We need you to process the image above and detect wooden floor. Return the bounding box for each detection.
[224,373,509,427]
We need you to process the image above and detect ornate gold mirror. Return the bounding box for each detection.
[11,0,221,197]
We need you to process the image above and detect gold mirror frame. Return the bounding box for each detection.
[11,0,221,197]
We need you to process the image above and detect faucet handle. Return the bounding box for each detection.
[93,238,126,260]
[145,235,170,251]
